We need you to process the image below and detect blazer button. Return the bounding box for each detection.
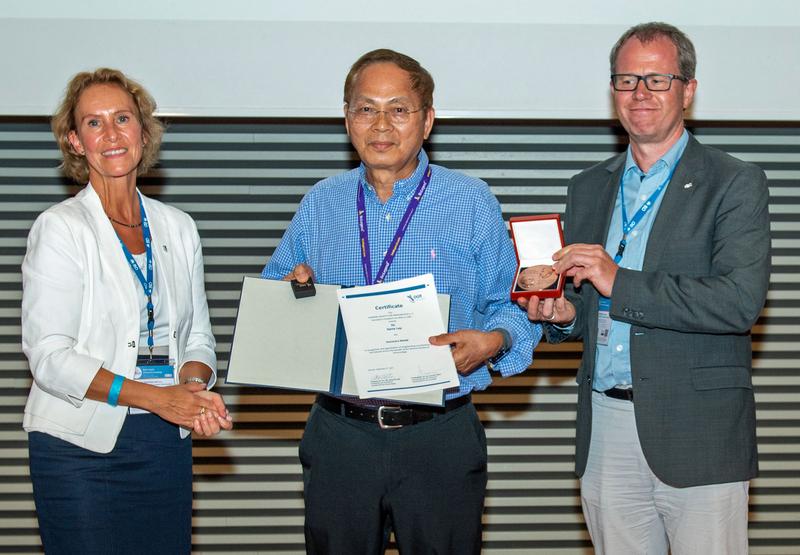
[128,340,136,348]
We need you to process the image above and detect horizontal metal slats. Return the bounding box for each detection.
[0,118,797,553]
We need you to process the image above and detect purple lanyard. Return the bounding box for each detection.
[357,165,432,285]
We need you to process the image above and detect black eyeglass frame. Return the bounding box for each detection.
[610,73,689,92]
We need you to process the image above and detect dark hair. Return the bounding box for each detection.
[610,22,696,79]
[343,48,434,109]
[51,68,164,183]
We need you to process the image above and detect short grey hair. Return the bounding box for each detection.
[609,22,697,80]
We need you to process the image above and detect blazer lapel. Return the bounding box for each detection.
[597,154,625,244]
[582,155,623,354]
[80,185,139,321]
[643,136,705,270]
[143,196,177,340]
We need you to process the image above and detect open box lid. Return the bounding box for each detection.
[509,214,565,299]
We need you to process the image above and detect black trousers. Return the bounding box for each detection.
[299,400,488,555]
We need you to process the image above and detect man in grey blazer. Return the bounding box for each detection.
[522,22,770,554]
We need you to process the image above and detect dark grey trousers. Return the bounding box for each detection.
[299,401,488,555]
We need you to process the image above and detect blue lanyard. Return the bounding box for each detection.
[600,158,682,313]
[613,158,681,264]
[115,194,155,356]
[357,165,432,285]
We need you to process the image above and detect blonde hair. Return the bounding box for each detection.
[51,68,164,183]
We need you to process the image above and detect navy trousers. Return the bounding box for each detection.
[28,413,193,555]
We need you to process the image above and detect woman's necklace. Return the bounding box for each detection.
[107,214,142,228]
[101,187,142,228]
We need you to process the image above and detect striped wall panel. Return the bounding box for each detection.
[0,118,797,554]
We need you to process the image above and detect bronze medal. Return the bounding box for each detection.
[517,265,558,291]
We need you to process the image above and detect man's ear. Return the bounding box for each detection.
[682,78,698,110]
[423,106,435,140]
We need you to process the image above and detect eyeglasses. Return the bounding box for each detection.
[611,73,689,92]
[346,104,425,125]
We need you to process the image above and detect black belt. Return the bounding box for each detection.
[316,394,471,429]
[595,387,634,402]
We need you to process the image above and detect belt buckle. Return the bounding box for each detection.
[377,405,404,429]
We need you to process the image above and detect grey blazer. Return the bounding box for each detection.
[547,135,770,487]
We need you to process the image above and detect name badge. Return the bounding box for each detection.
[597,297,612,346]
[597,311,612,346]
[129,352,174,415]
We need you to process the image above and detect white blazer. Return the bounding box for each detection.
[21,184,217,453]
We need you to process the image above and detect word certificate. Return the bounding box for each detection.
[337,274,459,398]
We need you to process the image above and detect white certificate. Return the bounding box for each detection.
[337,274,459,398]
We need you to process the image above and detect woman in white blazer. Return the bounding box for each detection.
[22,68,233,554]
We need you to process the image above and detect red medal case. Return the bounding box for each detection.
[509,214,565,300]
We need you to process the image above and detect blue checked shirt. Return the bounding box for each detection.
[262,149,540,400]
[593,130,689,391]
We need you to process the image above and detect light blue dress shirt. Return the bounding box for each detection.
[593,130,689,391]
[262,149,540,400]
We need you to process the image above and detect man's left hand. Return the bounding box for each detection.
[553,243,618,297]
[429,329,504,375]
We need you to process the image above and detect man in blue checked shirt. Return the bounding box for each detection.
[261,48,538,554]
[521,23,769,554]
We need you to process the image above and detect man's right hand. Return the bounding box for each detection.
[518,294,576,325]
[283,263,315,283]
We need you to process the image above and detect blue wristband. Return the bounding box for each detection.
[107,375,125,407]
